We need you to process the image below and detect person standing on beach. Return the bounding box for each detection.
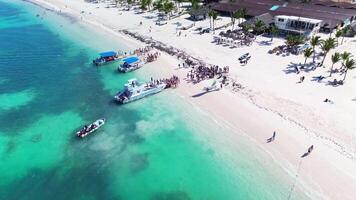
[267,131,276,143]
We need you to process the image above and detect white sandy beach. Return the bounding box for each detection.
[28,0,356,199]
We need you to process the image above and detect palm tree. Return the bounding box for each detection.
[310,36,321,63]
[320,37,336,66]
[140,0,148,10]
[236,8,246,26]
[335,29,342,46]
[285,35,304,47]
[343,59,355,82]
[191,0,199,10]
[146,0,152,10]
[340,51,352,69]
[253,20,266,34]
[330,52,340,76]
[163,1,175,19]
[231,11,239,30]
[242,24,253,33]
[212,10,218,32]
[269,25,278,42]
[208,10,214,30]
[303,47,313,67]
[208,10,218,32]
[153,0,164,12]
[341,26,351,45]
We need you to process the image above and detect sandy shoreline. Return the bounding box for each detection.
[26,0,356,199]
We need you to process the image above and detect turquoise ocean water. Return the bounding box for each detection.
[0,1,309,199]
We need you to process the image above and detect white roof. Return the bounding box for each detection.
[275,15,322,24]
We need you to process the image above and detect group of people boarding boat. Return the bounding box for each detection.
[131,46,160,63]
[149,76,180,88]
[186,65,229,84]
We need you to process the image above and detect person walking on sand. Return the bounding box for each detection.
[297,76,305,83]
[267,131,276,143]
[302,145,314,157]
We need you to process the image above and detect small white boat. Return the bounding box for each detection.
[204,79,219,92]
[76,118,105,138]
[238,53,249,61]
[117,56,144,73]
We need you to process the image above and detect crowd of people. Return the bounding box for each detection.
[78,124,97,137]
[148,76,180,88]
[133,46,153,56]
[122,46,161,63]
[186,64,229,84]
[145,52,160,62]
[164,75,180,88]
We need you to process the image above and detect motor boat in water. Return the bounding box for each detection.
[76,118,106,138]
[93,51,120,66]
[117,56,144,73]
[114,78,166,104]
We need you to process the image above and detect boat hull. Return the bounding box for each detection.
[93,58,119,66]
[117,63,143,73]
[115,84,166,104]
[76,118,106,138]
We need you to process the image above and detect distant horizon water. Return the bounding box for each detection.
[0,1,309,199]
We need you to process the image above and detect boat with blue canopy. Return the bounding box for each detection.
[93,51,120,66]
[117,56,144,73]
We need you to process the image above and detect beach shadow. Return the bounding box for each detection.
[301,63,317,73]
[301,152,310,158]
[257,40,272,46]
[310,75,326,83]
[326,80,343,87]
[143,15,155,19]
[191,90,217,98]
[283,62,300,74]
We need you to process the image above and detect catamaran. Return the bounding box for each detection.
[93,51,120,66]
[76,118,106,138]
[114,78,166,104]
[117,56,144,73]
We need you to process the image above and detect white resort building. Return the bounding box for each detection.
[274,15,323,37]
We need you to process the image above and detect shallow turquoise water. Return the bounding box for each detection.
[0,1,308,199]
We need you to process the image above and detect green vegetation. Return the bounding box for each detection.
[320,37,336,66]
[269,25,278,42]
[285,35,305,47]
[208,10,218,31]
[330,52,340,76]
[310,36,321,63]
[343,58,355,81]
[303,47,313,67]
[253,19,266,34]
